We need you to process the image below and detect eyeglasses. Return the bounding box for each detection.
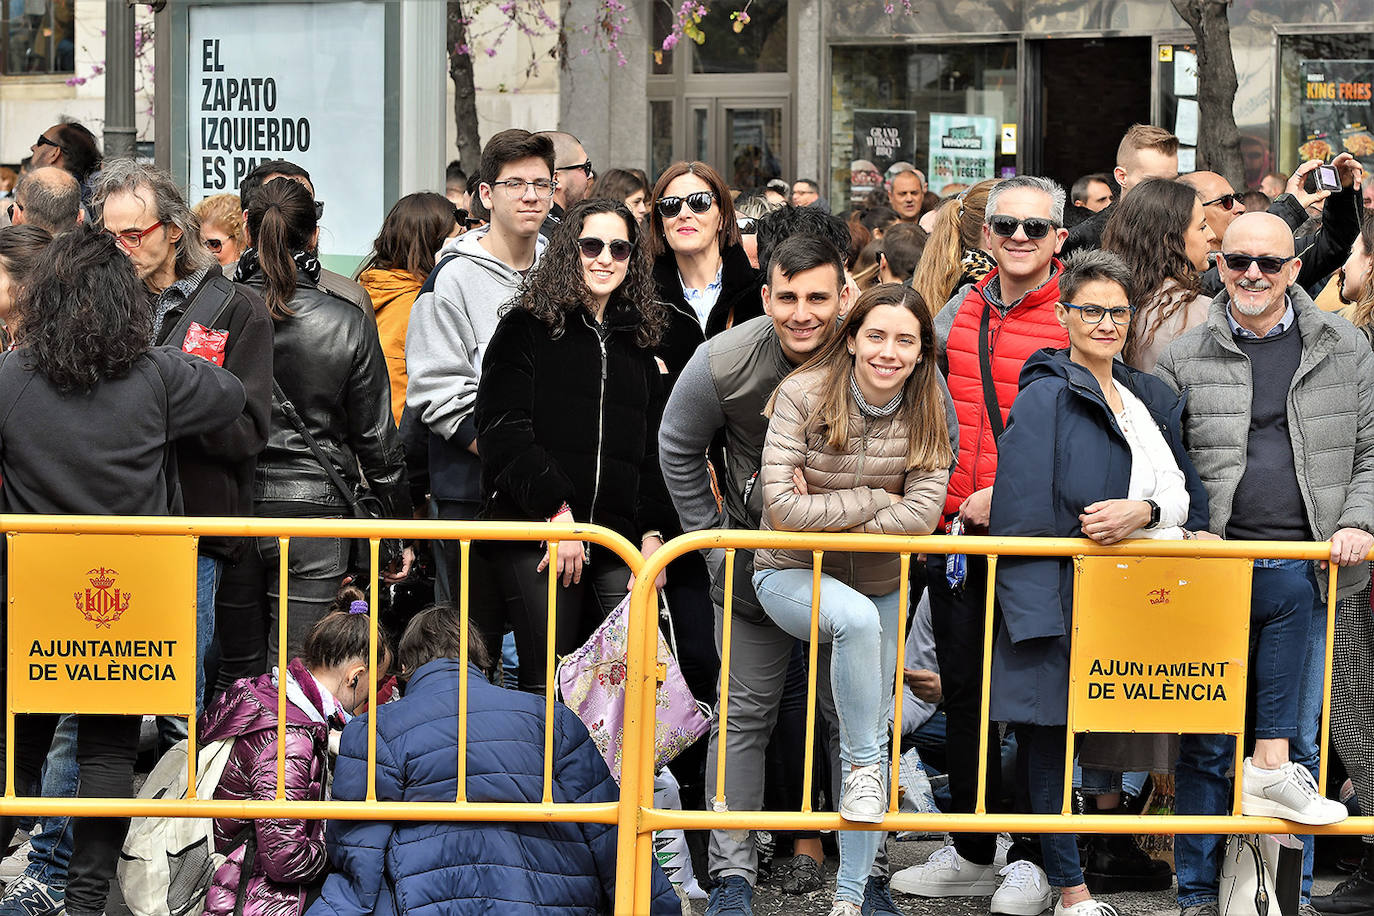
[202,237,224,253]
[314,199,325,221]
[737,216,757,234]
[1062,303,1135,326]
[1220,252,1295,275]
[987,215,1059,240]
[578,237,634,262]
[464,215,486,229]
[33,135,62,153]
[556,160,594,178]
[656,191,716,219]
[1203,193,1245,211]
[106,221,165,250]
[5,201,21,222]
[488,178,557,200]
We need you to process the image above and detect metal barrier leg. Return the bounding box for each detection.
[457,539,471,803]
[975,556,998,816]
[801,552,823,813]
[888,554,910,812]
[543,541,558,805]
[276,536,289,801]
[366,538,379,802]
[1320,563,1338,793]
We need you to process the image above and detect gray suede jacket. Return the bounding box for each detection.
[1155,286,1374,599]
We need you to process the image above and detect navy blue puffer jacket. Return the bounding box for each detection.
[306,657,679,915]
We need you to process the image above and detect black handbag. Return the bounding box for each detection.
[270,378,403,576]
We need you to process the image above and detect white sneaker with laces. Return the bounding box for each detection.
[828,902,862,916]
[890,843,997,896]
[1241,757,1349,825]
[839,763,886,823]
[991,860,1053,915]
[1054,898,1120,916]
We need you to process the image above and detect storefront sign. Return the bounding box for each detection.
[186,1,387,259]
[1299,59,1374,172]
[1069,556,1251,735]
[7,533,197,716]
[850,109,918,204]
[927,113,997,195]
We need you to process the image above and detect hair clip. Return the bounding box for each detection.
[349,600,369,615]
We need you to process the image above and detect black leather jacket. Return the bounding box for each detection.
[241,270,410,519]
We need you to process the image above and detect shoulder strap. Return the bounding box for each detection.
[162,274,237,348]
[977,303,1005,441]
[418,253,460,297]
[0,352,36,431]
[271,378,361,512]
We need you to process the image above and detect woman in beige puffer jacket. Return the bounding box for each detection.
[752,284,951,916]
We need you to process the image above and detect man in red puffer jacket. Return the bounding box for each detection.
[892,175,1069,916]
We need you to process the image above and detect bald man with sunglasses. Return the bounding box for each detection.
[1183,152,1363,299]
[1156,211,1374,915]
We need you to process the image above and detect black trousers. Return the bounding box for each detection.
[476,541,628,694]
[926,551,1006,865]
[431,498,506,674]
[214,528,349,696]
[0,712,140,915]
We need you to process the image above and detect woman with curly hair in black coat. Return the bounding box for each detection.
[474,197,677,694]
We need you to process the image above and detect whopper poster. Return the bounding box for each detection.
[187,2,386,263]
[928,113,998,196]
[1299,59,1374,173]
[850,109,918,205]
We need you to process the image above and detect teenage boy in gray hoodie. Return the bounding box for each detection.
[406,129,554,624]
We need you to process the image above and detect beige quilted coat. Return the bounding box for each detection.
[754,368,949,595]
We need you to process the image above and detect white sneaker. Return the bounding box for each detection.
[828,903,862,916]
[995,832,1013,868]
[1054,898,1120,916]
[890,843,997,896]
[1241,757,1349,825]
[991,860,1053,915]
[840,763,887,823]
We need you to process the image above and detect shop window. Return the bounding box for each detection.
[2,0,75,75]
[1277,32,1374,185]
[830,43,1017,210]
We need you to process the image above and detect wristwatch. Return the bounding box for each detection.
[1144,499,1161,530]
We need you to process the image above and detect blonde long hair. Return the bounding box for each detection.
[1349,212,1374,330]
[909,179,996,313]
[767,283,953,472]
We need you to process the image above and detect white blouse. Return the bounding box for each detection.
[1111,380,1189,540]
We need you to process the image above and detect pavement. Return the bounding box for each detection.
[687,837,1347,916]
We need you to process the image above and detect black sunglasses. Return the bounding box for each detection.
[314,200,325,221]
[1220,252,1295,275]
[987,215,1059,240]
[556,160,594,178]
[578,237,633,262]
[1203,193,1245,211]
[34,135,62,152]
[656,191,716,219]
[202,237,223,252]
[5,201,21,222]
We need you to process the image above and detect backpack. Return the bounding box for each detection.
[118,737,250,916]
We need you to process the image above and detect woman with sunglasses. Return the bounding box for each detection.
[193,193,249,268]
[357,192,463,424]
[991,250,1210,916]
[1101,177,1213,372]
[649,161,763,383]
[474,198,675,695]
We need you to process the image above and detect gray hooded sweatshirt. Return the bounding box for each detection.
[405,227,546,446]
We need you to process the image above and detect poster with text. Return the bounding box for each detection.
[1299,59,1374,174]
[188,2,386,260]
[928,113,997,196]
[850,109,918,205]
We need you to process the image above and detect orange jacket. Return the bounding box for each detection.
[359,267,423,425]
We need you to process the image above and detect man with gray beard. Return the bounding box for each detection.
[1156,211,1374,916]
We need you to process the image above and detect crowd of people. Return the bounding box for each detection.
[0,115,1372,916]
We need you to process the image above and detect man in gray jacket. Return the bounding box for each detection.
[1156,211,1374,916]
[405,129,553,623]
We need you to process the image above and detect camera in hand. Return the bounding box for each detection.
[1302,164,1341,194]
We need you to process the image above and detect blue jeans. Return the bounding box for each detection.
[158,554,222,748]
[753,568,901,905]
[1174,562,1313,908]
[23,715,78,888]
[1024,724,1084,887]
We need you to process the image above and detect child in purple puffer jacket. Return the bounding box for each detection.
[198,586,391,916]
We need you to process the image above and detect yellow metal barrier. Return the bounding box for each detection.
[2,515,1370,914]
[620,529,1364,915]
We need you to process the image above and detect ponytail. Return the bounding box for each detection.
[244,177,317,320]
